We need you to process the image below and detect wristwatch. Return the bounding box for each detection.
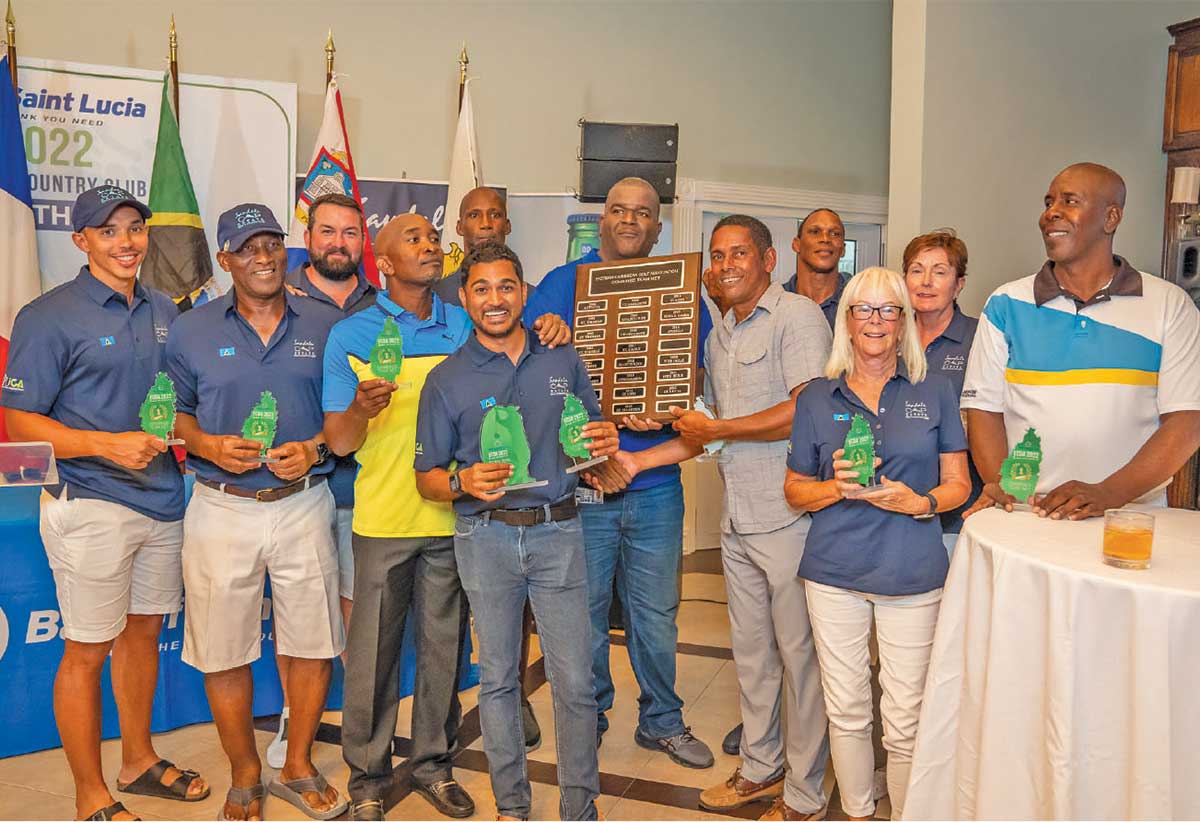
[913,492,938,520]
[313,441,332,465]
[448,469,463,495]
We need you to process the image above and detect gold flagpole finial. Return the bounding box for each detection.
[6,0,15,48]
[168,14,177,62]
[325,29,335,87]
[457,42,469,111]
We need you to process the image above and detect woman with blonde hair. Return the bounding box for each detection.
[784,267,969,820]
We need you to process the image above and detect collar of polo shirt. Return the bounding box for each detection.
[1033,255,1142,309]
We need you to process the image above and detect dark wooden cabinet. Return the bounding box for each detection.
[1163,17,1200,509]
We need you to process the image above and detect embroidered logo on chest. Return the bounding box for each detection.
[549,376,569,397]
[941,354,966,372]
[154,324,169,343]
[293,339,317,359]
[905,401,930,421]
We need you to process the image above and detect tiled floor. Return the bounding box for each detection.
[0,549,890,820]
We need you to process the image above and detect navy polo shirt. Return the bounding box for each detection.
[415,329,603,516]
[787,370,967,595]
[922,306,983,534]
[0,267,184,520]
[783,271,848,329]
[165,289,341,490]
[286,264,377,507]
[524,248,714,492]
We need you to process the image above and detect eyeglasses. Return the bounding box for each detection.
[847,303,903,321]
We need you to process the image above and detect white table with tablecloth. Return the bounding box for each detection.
[902,506,1200,820]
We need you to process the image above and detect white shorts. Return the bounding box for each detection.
[39,490,183,644]
[181,480,345,673]
[334,507,354,600]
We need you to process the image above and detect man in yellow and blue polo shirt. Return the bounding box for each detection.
[962,163,1200,520]
[322,213,475,821]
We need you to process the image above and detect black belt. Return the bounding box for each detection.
[486,498,578,526]
[198,474,326,503]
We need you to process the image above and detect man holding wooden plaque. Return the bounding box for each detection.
[525,178,716,767]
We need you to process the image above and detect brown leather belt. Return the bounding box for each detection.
[486,498,578,527]
[197,474,326,503]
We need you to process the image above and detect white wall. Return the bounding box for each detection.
[15,0,892,197]
[901,0,1196,316]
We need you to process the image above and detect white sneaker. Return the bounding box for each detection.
[872,766,888,801]
[267,707,289,769]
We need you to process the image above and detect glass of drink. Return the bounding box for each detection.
[1102,509,1155,570]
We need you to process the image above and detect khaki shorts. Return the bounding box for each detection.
[181,480,344,673]
[40,490,183,644]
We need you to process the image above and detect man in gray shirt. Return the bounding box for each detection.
[611,215,831,820]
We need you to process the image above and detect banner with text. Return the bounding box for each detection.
[17,58,296,292]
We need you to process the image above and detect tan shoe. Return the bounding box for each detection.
[698,768,785,811]
[759,796,827,820]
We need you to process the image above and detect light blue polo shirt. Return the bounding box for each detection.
[1,266,184,521]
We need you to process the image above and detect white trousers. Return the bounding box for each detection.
[804,580,941,820]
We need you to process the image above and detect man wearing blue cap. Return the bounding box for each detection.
[2,185,209,821]
[167,203,346,821]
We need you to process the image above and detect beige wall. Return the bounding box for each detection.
[903,0,1196,317]
[15,0,891,196]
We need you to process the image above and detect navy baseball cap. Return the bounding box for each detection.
[71,185,152,232]
[217,203,286,253]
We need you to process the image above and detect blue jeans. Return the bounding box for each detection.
[454,512,599,821]
[581,479,686,739]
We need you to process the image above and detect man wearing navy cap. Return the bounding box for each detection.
[166,203,346,821]
[415,243,618,821]
[2,185,209,821]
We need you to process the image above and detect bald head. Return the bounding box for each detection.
[1040,162,1126,265]
[456,186,511,252]
[1056,163,1126,208]
[375,213,443,286]
[599,177,663,261]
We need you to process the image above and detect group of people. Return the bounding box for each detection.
[3,160,1198,822]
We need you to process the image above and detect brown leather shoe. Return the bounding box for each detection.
[698,768,785,811]
[758,796,827,820]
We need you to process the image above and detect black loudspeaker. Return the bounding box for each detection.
[578,120,678,203]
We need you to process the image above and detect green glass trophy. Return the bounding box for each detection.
[480,404,548,491]
[560,393,607,473]
[242,390,280,464]
[842,413,877,495]
[139,371,184,446]
[1000,427,1042,508]
[370,317,412,388]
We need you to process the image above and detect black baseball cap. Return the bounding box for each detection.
[71,185,153,232]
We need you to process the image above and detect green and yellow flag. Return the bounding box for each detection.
[141,73,213,305]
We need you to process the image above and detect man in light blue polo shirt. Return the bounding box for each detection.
[415,242,619,821]
[2,185,209,821]
[524,177,715,767]
[167,203,346,821]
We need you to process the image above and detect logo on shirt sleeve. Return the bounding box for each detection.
[833,412,850,421]
[99,336,116,347]
[3,375,24,392]
[480,396,496,410]
[219,347,235,358]
[415,441,424,455]
[960,389,976,399]
[905,401,930,420]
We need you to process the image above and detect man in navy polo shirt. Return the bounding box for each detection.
[784,208,849,329]
[2,185,209,821]
[271,191,377,770]
[166,203,346,821]
[524,176,716,767]
[415,242,619,821]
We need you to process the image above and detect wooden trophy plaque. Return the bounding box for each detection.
[572,252,703,422]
